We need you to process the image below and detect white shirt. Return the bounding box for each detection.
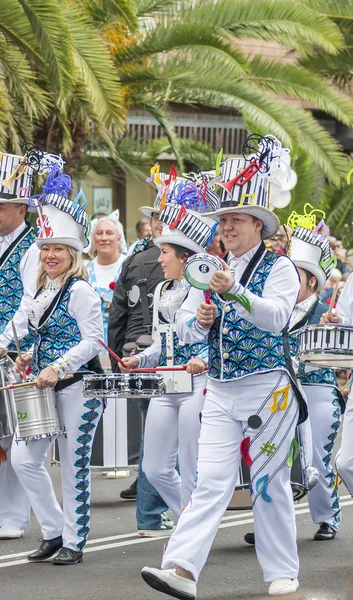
[90,255,126,289]
[336,272,353,325]
[14,280,103,377]
[176,243,300,343]
[289,294,318,331]
[0,223,40,349]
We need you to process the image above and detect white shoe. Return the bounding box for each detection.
[269,578,299,595]
[0,524,24,539]
[141,567,196,600]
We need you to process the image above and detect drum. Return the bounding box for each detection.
[184,253,223,290]
[11,386,65,442]
[82,373,165,398]
[228,430,306,510]
[0,357,17,440]
[297,324,353,369]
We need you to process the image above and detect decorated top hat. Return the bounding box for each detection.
[205,134,296,238]
[0,149,64,205]
[287,204,336,290]
[32,165,89,252]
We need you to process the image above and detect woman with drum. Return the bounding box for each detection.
[120,183,216,522]
[287,213,344,540]
[10,174,104,565]
[86,216,126,348]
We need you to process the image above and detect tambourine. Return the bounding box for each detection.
[184,253,223,290]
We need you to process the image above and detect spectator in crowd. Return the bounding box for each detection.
[127,220,153,256]
[86,218,126,348]
[319,268,343,302]
[206,231,226,258]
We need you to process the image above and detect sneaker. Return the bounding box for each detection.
[120,478,137,500]
[314,523,336,541]
[0,524,24,539]
[268,578,299,595]
[162,511,175,528]
[138,523,174,538]
[141,566,196,600]
[244,532,255,545]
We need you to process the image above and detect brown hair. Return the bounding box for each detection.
[301,268,318,292]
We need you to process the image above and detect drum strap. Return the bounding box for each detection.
[282,324,308,425]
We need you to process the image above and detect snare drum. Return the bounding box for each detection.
[11,386,65,442]
[297,324,353,369]
[228,429,306,510]
[185,253,223,290]
[0,357,17,440]
[82,373,165,398]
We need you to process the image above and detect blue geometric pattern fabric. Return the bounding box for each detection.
[208,252,287,381]
[0,226,36,352]
[75,398,101,550]
[160,331,207,367]
[29,278,87,374]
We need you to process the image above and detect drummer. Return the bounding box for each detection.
[322,272,353,495]
[10,169,104,565]
[120,177,216,520]
[141,135,306,597]
[0,149,57,540]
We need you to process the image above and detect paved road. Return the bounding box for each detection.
[1,464,352,600]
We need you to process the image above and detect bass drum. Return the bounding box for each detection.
[228,429,306,510]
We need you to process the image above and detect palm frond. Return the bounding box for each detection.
[246,57,353,126]
[81,0,138,30]
[179,0,344,54]
[135,0,180,18]
[17,0,75,109]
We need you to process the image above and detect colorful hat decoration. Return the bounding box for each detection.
[153,177,218,254]
[287,203,336,290]
[0,147,64,205]
[205,134,298,238]
[32,165,89,252]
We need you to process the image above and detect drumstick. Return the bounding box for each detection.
[328,282,340,318]
[11,322,26,382]
[0,374,74,392]
[98,339,125,366]
[205,290,211,304]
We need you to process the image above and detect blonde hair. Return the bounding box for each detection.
[37,245,88,289]
[90,217,124,258]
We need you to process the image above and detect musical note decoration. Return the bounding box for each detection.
[312,219,329,243]
[269,384,290,413]
[320,254,337,271]
[287,203,326,232]
[255,474,272,502]
[240,436,253,467]
[165,164,177,185]
[286,438,300,468]
[215,148,223,176]
[146,163,162,184]
[169,204,187,229]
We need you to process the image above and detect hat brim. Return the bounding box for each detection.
[0,198,29,205]
[206,206,279,239]
[292,260,325,291]
[139,206,158,217]
[36,237,85,252]
[153,234,204,254]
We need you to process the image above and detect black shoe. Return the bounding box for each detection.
[314,523,337,541]
[52,547,83,565]
[120,478,138,500]
[28,536,63,561]
[244,532,255,545]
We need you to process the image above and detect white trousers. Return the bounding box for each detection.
[11,381,102,551]
[305,385,342,530]
[143,374,206,516]
[162,371,299,583]
[336,389,353,496]
[0,437,30,529]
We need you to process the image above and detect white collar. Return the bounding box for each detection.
[227,241,262,266]
[295,294,318,313]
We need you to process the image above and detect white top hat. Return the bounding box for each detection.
[289,226,335,291]
[34,166,89,251]
[0,150,64,205]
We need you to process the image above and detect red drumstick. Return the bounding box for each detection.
[98,339,125,366]
[205,290,211,304]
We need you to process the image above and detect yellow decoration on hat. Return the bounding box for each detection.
[287,203,326,231]
[149,164,162,185]
[160,186,167,210]
[215,148,223,176]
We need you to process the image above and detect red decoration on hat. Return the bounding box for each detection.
[165,164,177,185]
[240,436,253,467]
[36,214,53,239]
[109,281,116,291]
[170,204,187,229]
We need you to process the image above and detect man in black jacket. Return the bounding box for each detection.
[108,210,173,536]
